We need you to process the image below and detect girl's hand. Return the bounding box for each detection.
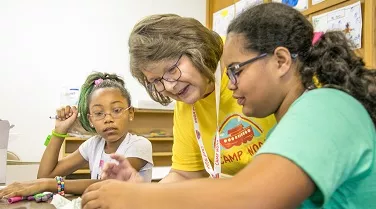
[0,179,54,198]
[101,154,144,183]
[55,106,79,134]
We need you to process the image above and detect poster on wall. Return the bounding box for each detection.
[312,0,325,5]
[235,0,264,17]
[213,4,235,40]
[312,1,362,49]
[272,0,308,11]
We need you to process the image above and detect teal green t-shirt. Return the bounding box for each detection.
[257,88,376,208]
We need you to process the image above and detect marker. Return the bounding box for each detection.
[7,196,24,204]
[34,192,53,202]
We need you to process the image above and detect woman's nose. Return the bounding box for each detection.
[163,80,178,92]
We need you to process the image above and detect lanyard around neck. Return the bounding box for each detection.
[192,65,221,178]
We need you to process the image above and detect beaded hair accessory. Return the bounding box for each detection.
[94,78,104,87]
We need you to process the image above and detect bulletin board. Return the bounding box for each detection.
[206,0,376,68]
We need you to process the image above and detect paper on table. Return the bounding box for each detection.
[50,194,82,209]
[219,173,233,178]
[312,1,362,49]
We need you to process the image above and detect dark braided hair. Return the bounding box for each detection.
[78,72,131,132]
[227,2,376,127]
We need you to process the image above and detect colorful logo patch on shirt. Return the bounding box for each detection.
[218,114,263,150]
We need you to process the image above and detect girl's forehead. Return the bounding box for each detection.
[90,88,127,104]
[92,87,121,95]
[225,33,248,49]
[223,35,246,62]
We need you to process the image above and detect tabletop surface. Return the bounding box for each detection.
[0,196,78,209]
[0,200,55,209]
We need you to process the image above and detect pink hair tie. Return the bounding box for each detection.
[312,32,324,45]
[94,78,104,86]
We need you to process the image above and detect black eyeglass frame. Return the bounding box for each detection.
[226,53,268,85]
[146,54,183,93]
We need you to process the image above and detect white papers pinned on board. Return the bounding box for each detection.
[312,1,362,49]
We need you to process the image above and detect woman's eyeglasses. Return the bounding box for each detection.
[146,55,183,93]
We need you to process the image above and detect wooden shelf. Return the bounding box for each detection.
[147,137,173,141]
[65,137,88,141]
[73,169,90,174]
[7,160,40,165]
[134,108,173,114]
[152,152,173,157]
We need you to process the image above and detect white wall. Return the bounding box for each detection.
[0,0,206,161]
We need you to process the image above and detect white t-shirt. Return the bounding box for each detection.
[78,133,153,182]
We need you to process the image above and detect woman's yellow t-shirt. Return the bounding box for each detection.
[172,74,276,175]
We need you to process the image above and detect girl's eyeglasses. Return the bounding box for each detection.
[88,106,131,121]
[226,53,268,85]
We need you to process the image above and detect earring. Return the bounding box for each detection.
[90,124,94,127]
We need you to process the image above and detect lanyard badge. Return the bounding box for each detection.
[192,107,221,178]
[191,65,222,178]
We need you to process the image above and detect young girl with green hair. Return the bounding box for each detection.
[0,72,153,198]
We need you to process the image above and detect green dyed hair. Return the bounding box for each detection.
[78,72,131,133]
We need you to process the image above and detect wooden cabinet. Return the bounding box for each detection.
[61,137,90,179]
[128,108,174,167]
[61,108,174,179]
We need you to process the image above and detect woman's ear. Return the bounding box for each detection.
[273,46,294,78]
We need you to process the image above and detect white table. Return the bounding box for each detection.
[152,166,170,181]
[5,161,40,185]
